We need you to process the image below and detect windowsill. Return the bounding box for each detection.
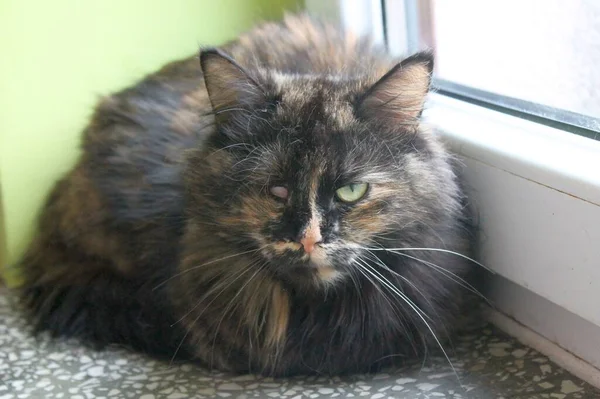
[425,93,600,371]
[426,94,600,206]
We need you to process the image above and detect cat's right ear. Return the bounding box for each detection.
[200,49,265,124]
[356,51,434,124]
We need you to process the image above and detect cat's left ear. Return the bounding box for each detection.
[200,48,265,124]
[357,51,433,123]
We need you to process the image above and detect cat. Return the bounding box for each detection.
[18,14,481,376]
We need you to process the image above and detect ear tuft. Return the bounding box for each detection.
[199,49,265,123]
[358,51,434,123]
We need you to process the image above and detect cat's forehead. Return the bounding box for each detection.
[270,72,365,131]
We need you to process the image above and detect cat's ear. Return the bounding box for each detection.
[200,49,265,123]
[357,51,433,123]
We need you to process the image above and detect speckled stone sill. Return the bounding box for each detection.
[1,294,599,398]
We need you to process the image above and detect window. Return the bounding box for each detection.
[384,0,600,138]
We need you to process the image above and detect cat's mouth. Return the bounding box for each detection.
[265,241,342,284]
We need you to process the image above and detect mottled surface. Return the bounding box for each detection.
[1,294,599,398]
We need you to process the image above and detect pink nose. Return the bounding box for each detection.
[300,226,322,254]
[300,217,322,254]
[300,235,319,253]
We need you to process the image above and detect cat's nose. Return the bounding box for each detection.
[299,218,322,254]
[300,235,322,253]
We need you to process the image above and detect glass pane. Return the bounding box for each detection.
[426,0,600,118]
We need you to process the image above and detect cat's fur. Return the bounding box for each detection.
[18,14,480,376]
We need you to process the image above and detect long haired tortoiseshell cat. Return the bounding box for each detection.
[19,15,481,376]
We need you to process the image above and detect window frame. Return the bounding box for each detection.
[434,79,600,141]
[383,0,600,138]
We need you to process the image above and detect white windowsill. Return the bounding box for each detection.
[427,94,600,206]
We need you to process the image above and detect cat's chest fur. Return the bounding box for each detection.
[175,285,422,376]
[279,290,420,375]
[169,243,430,376]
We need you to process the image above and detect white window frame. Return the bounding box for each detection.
[306,0,600,380]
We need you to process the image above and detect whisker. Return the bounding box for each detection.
[353,261,398,314]
[359,246,492,273]
[354,258,422,356]
[212,106,251,115]
[207,142,253,158]
[355,259,459,380]
[347,267,365,311]
[361,251,464,366]
[170,319,195,364]
[355,258,432,322]
[168,260,261,364]
[382,249,491,305]
[210,263,267,370]
[170,261,259,327]
[153,246,267,290]
[362,251,438,317]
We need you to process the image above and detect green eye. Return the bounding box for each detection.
[335,183,369,203]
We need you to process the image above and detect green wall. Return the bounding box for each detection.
[0,0,302,285]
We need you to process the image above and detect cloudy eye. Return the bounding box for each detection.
[335,183,369,203]
[270,186,289,200]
